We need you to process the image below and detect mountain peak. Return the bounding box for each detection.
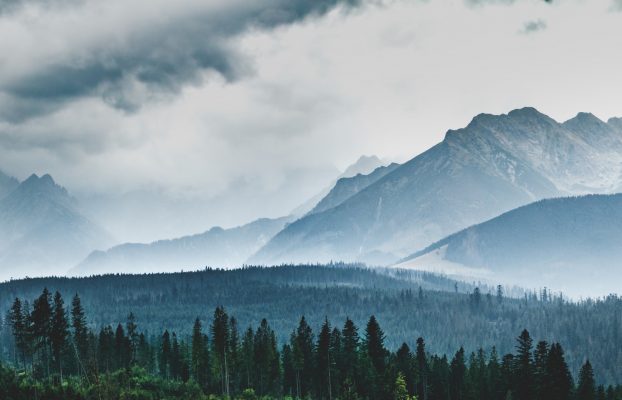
[12,172,70,204]
[563,112,606,127]
[341,155,384,179]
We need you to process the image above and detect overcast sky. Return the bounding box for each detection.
[1,0,621,242]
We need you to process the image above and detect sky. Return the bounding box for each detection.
[0,0,621,242]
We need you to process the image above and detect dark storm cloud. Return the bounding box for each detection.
[0,0,361,120]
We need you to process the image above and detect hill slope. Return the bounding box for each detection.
[397,194,622,297]
[252,108,622,265]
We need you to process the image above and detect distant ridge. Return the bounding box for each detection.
[397,193,622,298]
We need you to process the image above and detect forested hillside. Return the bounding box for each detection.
[0,290,620,400]
[0,265,621,386]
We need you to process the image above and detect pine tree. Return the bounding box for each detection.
[31,288,52,378]
[50,291,68,381]
[364,315,387,399]
[316,317,333,400]
[513,329,534,400]
[71,294,88,369]
[160,330,171,378]
[114,323,129,369]
[211,306,230,397]
[229,316,240,395]
[542,343,573,400]
[449,347,466,400]
[241,326,255,389]
[341,317,359,386]
[126,312,138,364]
[577,360,596,400]
[533,340,549,400]
[396,343,415,396]
[416,337,429,400]
[8,298,28,367]
[292,316,314,397]
[191,318,209,389]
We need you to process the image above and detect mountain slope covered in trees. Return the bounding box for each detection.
[1,289,618,400]
[253,108,622,266]
[397,194,622,298]
[1,265,621,385]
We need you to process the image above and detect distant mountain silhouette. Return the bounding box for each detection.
[0,174,112,280]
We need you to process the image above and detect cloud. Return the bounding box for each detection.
[0,0,360,121]
[520,18,547,34]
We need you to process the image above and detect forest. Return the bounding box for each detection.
[1,288,621,400]
[0,264,621,387]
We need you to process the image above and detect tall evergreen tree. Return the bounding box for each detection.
[160,330,171,378]
[316,318,333,400]
[541,343,572,400]
[191,318,209,389]
[70,293,88,370]
[513,329,534,400]
[50,291,68,380]
[416,337,429,400]
[577,360,596,400]
[449,347,466,400]
[212,306,230,397]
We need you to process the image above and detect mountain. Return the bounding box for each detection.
[70,216,294,276]
[0,170,19,199]
[290,155,387,217]
[0,174,112,280]
[309,163,400,215]
[252,108,622,266]
[397,194,622,298]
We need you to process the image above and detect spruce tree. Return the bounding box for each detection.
[416,337,429,400]
[449,347,466,400]
[577,360,596,400]
[211,306,230,397]
[160,330,171,378]
[513,329,534,400]
[50,291,68,380]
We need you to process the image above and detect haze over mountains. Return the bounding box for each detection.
[252,108,622,266]
[70,156,389,276]
[2,107,622,297]
[0,173,112,280]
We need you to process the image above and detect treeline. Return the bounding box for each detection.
[1,289,621,400]
[1,265,622,384]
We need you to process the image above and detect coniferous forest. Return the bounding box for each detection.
[1,287,621,400]
[0,265,621,399]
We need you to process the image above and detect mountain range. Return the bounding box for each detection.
[3,107,622,298]
[396,194,622,298]
[69,156,388,276]
[251,108,622,266]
